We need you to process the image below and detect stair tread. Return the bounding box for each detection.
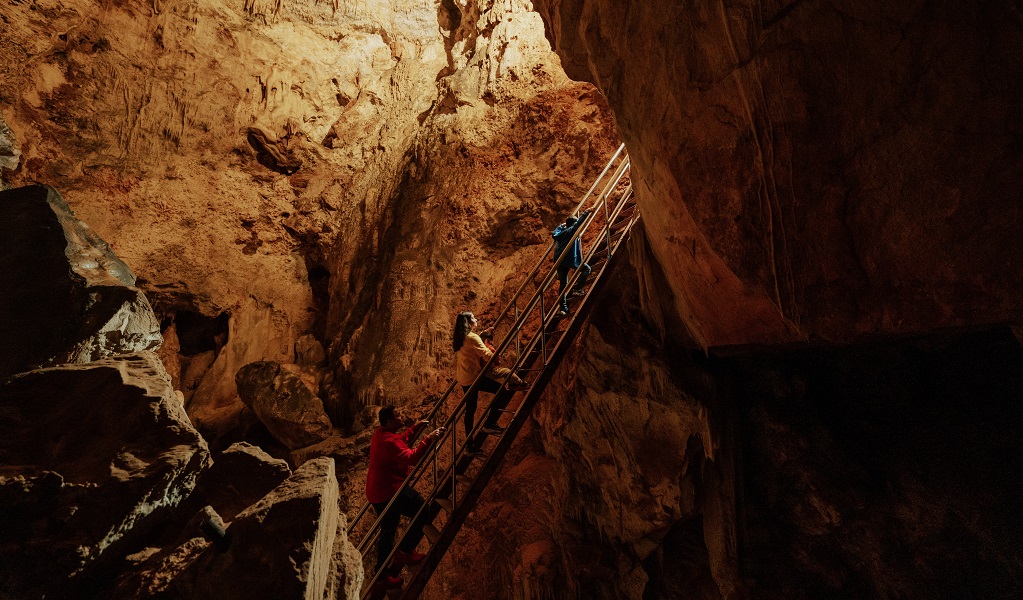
[422,524,441,544]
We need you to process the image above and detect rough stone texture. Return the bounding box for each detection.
[0,113,19,172]
[0,352,210,599]
[295,333,327,368]
[187,297,296,438]
[0,184,163,379]
[423,256,731,600]
[0,0,619,435]
[173,457,360,600]
[190,442,292,523]
[536,0,1023,347]
[236,360,335,450]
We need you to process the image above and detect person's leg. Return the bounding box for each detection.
[488,366,525,387]
[479,376,508,429]
[462,385,477,437]
[372,501,401,571]
[557,265,570,312]
[571,263,591,294]
[395,488,428,555]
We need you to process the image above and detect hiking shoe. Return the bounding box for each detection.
[569,289,586,299]
[507,381,530,391]
[557,308,569,317]
[464,443,483,455]
[481,425,503,435]
[394,550,426,567]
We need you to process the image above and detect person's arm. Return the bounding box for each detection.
[400,420,429,444]
[467,332,493,362]
[407,427,445,464]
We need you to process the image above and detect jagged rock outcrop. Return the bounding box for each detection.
[536,0,1023,347]
[0,184,162,379]
[171,457,360,600]
[0,0,619,435]
[0,114,19,173]
[189,442,292,523]
[236,360,335,450]
[186,297,297,438]
[0,352,210,599]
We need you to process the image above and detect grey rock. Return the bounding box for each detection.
[193,442,291,522]
[0,352,210,599]
[235,361,334,450]
[172,457,362,599]
[0,185,163,379]
[0,114,19,172]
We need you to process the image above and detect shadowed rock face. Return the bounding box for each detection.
[0,184,162,378]
[0,352,209,599]
[535,0,1023,347]
[4,0,1022,599]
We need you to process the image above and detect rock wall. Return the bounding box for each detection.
[0,0,619,438]
[536,0,1023,347]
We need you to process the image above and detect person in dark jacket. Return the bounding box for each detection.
[551,210,592,315]
[366,406,444,587]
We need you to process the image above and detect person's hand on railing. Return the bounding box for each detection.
[430,426,446,439]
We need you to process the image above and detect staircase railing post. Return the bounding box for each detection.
[603,184,612,260]
[540,291,547,363]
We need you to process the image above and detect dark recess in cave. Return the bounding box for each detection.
[174,310,230,356]
[715,325,1023,600]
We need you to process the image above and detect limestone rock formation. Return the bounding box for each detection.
[236,360,335,450]
[0,114,19,173]
[190,442,292,523]
[0,0,620,436]
[0,352,210,599]
[173,457,360,600]
[536,0,1023,347]
[186,297,297,438]
[0,184,162,379]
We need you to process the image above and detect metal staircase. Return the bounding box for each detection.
[347,143,639,599]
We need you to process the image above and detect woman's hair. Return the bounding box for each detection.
[453,311,474,352]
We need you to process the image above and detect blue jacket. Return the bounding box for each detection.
[552,213,588,268]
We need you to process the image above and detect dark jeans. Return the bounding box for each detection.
[371,487,427,570]
[558,263,591,310]
[462,376,504,436]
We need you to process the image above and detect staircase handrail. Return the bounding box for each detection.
[346,144,628,538]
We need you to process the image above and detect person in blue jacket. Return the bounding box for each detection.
[551,210,592,316]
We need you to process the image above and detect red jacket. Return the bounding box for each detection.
[365,422,433,504]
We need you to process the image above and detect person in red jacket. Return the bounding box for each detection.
[366,405,444,587]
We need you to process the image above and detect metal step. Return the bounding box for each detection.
[422,524,441,545]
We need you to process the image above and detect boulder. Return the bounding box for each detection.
[295,334,327,368]
[235,361,334,450]
[173,457,362,599]
[192,442,292,523]
[186,297,296,438]
[0,352,210,599]
[0,184,162,379]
